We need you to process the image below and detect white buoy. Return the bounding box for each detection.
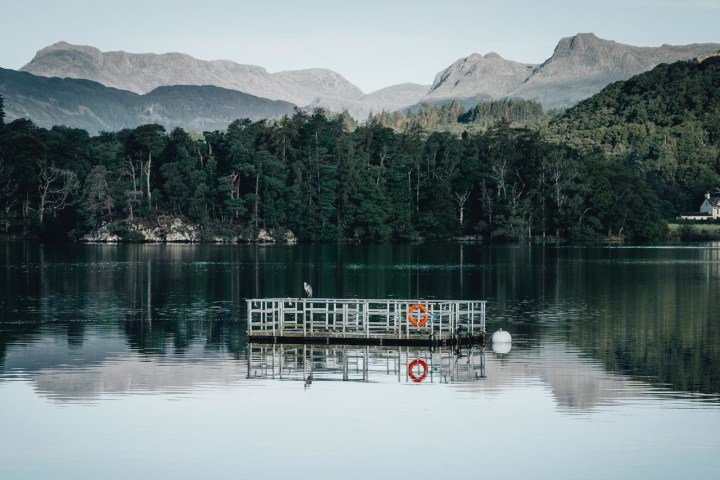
[491,329,512,354]
[491,328,512,343]
[492,342,512,354]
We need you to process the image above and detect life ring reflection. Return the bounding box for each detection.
[408,359,429,382]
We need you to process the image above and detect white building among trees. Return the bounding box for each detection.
[680,193,720,220]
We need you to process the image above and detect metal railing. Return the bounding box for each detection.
[246,298,486,340]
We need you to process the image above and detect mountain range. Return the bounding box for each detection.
[0,67,295,133]
[20,41,365,106]
[2,33,718,133]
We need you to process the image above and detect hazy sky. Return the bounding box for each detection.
[2,0,719,93]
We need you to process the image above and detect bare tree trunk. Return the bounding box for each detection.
[376,150,387,185]
[125,158,139,220]
[254,171,260,229]
[227,172,240,220]
[145,152,152,210]
[455,190,470,225]
[491,160,508,198]
[37,164,79,223]
[24,193,29,218]
[196,146,204,170]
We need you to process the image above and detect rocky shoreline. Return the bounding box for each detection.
[79,218,297,244]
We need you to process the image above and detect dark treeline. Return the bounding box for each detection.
[0,102,665,242]
[371,98,549,133]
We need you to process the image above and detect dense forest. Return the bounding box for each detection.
[549,55,720,212]
[1,56,719,243]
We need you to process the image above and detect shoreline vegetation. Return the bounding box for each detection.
[668,221,720,241]
[5,217,719,245]
[1,57,720,244]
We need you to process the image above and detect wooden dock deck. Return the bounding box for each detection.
[246,298,486,346]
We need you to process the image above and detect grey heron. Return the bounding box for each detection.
[303,282,313,298]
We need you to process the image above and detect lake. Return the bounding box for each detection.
[1,242,719,479]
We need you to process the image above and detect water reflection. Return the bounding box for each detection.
[246,344,486,385]
[1,324,242,402]
[3,321,717,411]
[2,242,720,403]
[3,243,720,480]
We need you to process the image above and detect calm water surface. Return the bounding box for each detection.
[1,243,719,479]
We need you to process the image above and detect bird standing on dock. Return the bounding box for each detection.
[303,282,313,298]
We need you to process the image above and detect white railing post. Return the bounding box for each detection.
[245,298,488,342]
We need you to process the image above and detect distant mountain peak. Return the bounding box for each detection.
[425,33,720,111]
[427,49,537,100]
[551,32,617,57]
[20,41,364,106]
[574,32,599,40]
[508,33,720,109]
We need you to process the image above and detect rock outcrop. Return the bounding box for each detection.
[80,218,198,243]
[80,218,297,244]
[256,228,298,244]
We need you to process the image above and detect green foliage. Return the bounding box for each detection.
[371,99,549,134]
[550,56,720,217]
[5,57,720,242]
[458,99,545,127]
[0,110,670,242]
[107,222,145,242]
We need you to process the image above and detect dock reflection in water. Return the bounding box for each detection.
[247,344,486,385]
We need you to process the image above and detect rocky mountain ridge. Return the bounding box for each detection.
[21,41,364,106]
[7,34,720,127]
[427,52,536,100]
[429,33,720,109]
[508,33,720,109]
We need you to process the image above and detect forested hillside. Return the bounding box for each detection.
[550,55,720,214]
[1,56,719,243]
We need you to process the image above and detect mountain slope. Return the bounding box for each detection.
[0,67,295,133]
[424,34,720,110]
[508,33,720,109]
[307,83,430,119]
[20,41,364,106]
[426,52,536,100]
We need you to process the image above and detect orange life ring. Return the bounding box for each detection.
[408,303,429,327]
[408,359,429,383]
